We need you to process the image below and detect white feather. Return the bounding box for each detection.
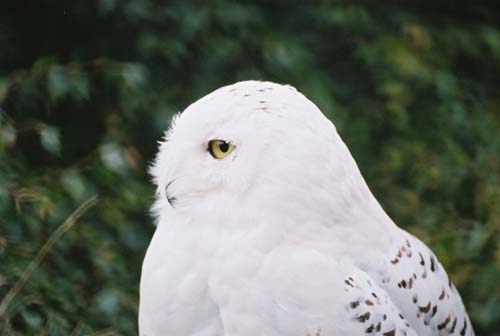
[140,81,473,336]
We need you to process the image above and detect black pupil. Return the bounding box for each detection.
[219,141,229,153]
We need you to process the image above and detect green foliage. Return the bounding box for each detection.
[1,1,499,334]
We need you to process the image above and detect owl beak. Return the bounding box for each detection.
[165,179,177,207]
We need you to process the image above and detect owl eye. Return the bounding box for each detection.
[208,140,235,159]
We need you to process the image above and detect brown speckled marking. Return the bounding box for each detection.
[431,305,438,317]
[460,319,468,335]
[438,289,446,300]
[345,279,354,287]
[356,312,371,323]
[364,299,374,306]
[419,301,431,313]
[418,252,425,266]
[450,317,458,332]
[350,300,360,308]
[437,314,451,330]
[430,255,436,272]
[305,329,321,336]
[365,324,374,333]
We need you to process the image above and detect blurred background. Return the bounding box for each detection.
[0,0,499,335]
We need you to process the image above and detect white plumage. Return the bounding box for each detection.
[139,81,473,335]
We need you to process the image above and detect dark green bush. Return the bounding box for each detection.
[1,1,499,335]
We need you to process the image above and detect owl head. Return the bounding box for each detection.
[151,81,372,225]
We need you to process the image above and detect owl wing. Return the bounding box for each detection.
[248,244,418,336]
[254,232,473,336]
[358,230,474,335]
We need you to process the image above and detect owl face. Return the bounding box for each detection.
[150,81,356,223]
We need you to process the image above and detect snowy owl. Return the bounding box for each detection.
[139,81,473,336]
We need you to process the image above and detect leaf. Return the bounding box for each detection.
[0,122,16,150]
[100,143,129,175]
[47,65,70,102]
[40,125,61,155]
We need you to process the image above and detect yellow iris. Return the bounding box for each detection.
[208,140,235,159]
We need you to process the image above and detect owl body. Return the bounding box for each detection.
[139,81,473,336]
